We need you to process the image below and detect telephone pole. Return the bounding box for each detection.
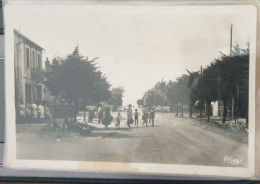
[230,24,233,58]
[230,24,234,119]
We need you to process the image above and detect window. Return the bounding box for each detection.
[26,48,30,68]
[32,51,35,68]
[34,52,37,68]
[38,54,41,68]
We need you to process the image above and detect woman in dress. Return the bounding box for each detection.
[127,104,133,128]
[31,101,38,120]
[38,102,45,119]
[103,107,112,129]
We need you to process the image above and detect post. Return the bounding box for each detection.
[230,24,233,58]
[231,97,234,119]
[199,66,203,117]
[230,24,234,119]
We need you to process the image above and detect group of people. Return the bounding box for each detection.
[18,101,52,123]
[96,105,113,129]
[94,104,156,129]
[115,104,156,129]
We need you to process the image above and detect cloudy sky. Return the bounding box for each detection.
[5,4,256,105]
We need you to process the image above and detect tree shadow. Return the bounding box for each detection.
[72,124,135,139]
[87,131,134,139]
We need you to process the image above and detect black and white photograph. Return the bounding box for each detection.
[3,3,257,177]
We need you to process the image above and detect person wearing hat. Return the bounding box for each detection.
[134,109,141,127]
[127,104,133,128]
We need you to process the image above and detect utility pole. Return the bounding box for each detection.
[230,24,233,58]
[199,66,203,118]
[230,24,234,119]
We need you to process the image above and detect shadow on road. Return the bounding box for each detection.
[72,124,135,139]
[87,131,134,139]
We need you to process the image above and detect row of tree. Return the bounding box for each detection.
[44,46,124,123]
[138,44,249,125]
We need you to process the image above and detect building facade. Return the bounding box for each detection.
[14,29,44,107]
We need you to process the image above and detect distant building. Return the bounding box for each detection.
[14,29,44,106]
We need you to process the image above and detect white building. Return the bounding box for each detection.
[14,29,44,106]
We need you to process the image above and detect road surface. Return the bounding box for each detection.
[16,112,248,167]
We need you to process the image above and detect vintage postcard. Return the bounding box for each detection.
[3,1,257,178]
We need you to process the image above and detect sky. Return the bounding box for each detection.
[5,4,256,105]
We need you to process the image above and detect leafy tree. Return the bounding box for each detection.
[154,80,168,94]
[45,46,111,123]
[207,45,249,124]
[143,88,167,109]
[197,65,218,122]
[166,75,190,117]
[44,58,62,101]
[176,75,190,117]
[166,80,178,113]
[186,70,200,118]
[108,87,125,111]
[137,99,143,107]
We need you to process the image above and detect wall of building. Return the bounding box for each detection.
[14,31,44,107]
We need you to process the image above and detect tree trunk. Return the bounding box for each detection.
[74,99,78,123]
[181,103,184,117]
[229,99,232,118]
[222,98,227,123]
[53,95,57,131]
[189,103,193,118]
[206,100,211,122]
[175,103,179,117]
[84,109,86,122]
[199,100,203,117]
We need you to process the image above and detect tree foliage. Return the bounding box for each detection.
[139,44,249,126]
[142,80,168,108]
[108,87,125,110]
[45,46,111,122]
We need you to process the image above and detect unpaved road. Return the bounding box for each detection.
[16,112,248,167]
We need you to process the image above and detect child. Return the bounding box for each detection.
[116,112,122,128]
[133,109,141,127]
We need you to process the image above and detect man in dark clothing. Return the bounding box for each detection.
[150,109,155,126]
[134,109,141,127]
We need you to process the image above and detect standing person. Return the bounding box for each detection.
[98,104,103,124]
[127,104,133,128]
[31,101,38,121]
[148,109,151,124]
[150,108,156,127]
[19,104,26,123]
[38,102,45,120]
[26,103,33,122]
[142,108,148,127]
[116,112,122,128]
[88,106,95,123]
[45,104,52,122]
[25,103,32,121]
[103,106,112,129]
[134,109,141,127]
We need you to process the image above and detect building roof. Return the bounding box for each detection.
[14,29,44,51]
